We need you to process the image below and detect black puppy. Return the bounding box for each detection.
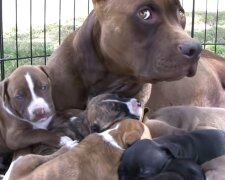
[144,159,205,180]
[119,129,225,179]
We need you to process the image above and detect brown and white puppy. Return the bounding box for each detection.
[0,65,71,155]
[5,119,151,180]
[202,155,225,180]
[30,93,146,155]
[47,0,201,111]
[144,105,225,137]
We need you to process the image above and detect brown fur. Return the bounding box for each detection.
[147,50,225,114]
[47,0,201,111]
[7,120,151,180]
[0,65,64,155]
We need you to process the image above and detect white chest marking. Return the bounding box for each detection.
[98,124,124,150]
[31,115,53,129]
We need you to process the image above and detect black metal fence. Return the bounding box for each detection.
[0,0,225,80]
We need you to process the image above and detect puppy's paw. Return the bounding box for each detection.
[58,136,73,147]
[64,140,79,149]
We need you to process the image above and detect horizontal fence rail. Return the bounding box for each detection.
[0,0,225,80]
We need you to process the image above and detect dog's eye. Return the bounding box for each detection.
[138,8,152,20]
[15,95,23,101]
[179,9,185,18]
[40,85,48,91]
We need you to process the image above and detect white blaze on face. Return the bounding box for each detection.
[98,123,124,150]
[24,73,50,121]
[102,98,143,118]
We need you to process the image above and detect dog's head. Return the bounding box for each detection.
[99,119,151,150]
[118,139,186,180]
[87,93,144,132]
[1,65,55,128]
[92,0,202,83]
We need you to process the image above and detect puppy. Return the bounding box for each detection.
[145,106,225,138]
[28,93,146,155]
[119,129,225,179]
[5,119,151,180]
[0,65,71,155]
[144,159,205,180]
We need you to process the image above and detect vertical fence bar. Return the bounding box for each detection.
[214,0,219,53]
[15,0,19,67]
[59,0,61,45]
[88,0,90,14]
[0,0,5,80]
[44,0,47,64]
[73,0,76,31]
[203,0,208,49]
[191,0,195,38]
[30,0,33,64]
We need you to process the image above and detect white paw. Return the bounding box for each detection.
[65,140,79,149]
[59,136,73,147]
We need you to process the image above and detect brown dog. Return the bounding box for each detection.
[5,119,151,180]
[47,0,202,111]
[147,51,225,113]
[0,65,72,156]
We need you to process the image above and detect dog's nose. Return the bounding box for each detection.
[177,42,202,60]
[33,108,46,117]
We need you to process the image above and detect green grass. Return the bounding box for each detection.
[1,13,225,78]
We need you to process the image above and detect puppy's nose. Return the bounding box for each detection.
[33,108,46,117]
[177,41,202,60]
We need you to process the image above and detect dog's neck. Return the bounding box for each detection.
[74,11,143,98]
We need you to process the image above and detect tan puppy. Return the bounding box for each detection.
[5,119,151,180]
[202,155,225,180]
[144,105,225,137]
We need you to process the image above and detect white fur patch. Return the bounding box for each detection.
[70,116,78,122]
[59,136,73,147]
[102,98,143,118]
[3,156,23,180]
[98,124,124,150]
[25,73,50,121]
[31,115,53,129]
[64,140,79,149]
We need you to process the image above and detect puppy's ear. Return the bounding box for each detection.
[123,131,141,148]
[38,65,50,79]
[160,143,184,159]
[1,78,9,103]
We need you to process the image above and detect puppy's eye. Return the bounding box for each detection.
[138,8,152,20]
[40,85,48,91]
[179,9,185,18]
[15,95,23,101]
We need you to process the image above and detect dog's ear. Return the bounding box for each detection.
[160,143,184,159]
[38,65,50,79]
[1,78,9,103]
[123,131,142,148]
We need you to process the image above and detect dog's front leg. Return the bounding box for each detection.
[6,129,72,151]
